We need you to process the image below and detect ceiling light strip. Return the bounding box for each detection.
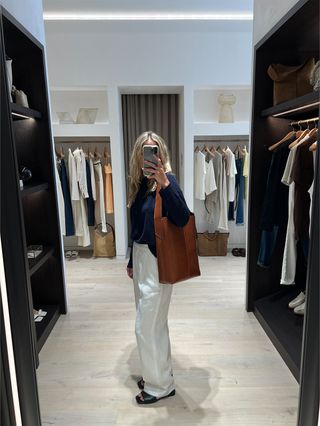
[43,13,253,21]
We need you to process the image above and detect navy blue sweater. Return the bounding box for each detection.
[127,173,190,268]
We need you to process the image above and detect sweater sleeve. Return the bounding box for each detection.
[159,174,190,227]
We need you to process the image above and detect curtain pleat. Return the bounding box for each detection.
[121,93,179,189]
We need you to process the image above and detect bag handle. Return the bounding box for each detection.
[95,222,115,236]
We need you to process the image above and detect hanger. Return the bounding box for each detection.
[216,145,224,154]
[104,146,111,164]
[94,146,101,159]
[194,145,200,153]
[309,140,317,151]
[288,121,310,149]
[58,144,65,159]
[268,125,296,151]
[201,144,208,153]
[306,118,318,139]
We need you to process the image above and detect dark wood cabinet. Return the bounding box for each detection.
[0,7,67,425]
[247,0,319,425]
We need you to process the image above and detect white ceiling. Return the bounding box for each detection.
[43,0,253,20]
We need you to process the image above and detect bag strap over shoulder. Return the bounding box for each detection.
[154,185,162,220]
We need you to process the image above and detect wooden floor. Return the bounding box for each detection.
[37,254,299,425]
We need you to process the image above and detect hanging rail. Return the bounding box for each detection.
[290,116,319,126]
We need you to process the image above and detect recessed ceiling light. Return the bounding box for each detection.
[43,13,253,21]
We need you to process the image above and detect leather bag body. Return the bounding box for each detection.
[197,232,229,256]
[154,186,200,284]
[267,58,315,105]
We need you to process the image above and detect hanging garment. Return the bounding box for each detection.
[280,148,297,285]
[93,159,107,233]
[89,157,97,201]
[73,148,88,199]
[257,136,294,267]
[205,152,222,229]
[308,150,317,235]
[104,163,114,214]
[235,157,245,225]
[55,161,66,236]
[58,158,75,236]
[86,160,95,226]
[194,151,206,200]
[243,148,250,199]
[218,155,229,232]
[133,242,174,398]
[69,149,91,247]
[205,157,217,196]
[224,147,237,203]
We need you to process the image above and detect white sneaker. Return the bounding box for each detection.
[294,301,305,315]
[288,292,305,309]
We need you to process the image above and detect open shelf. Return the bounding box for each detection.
[28,246,55,277]
[34,304,60,352]
[21,182,48,196]
[52,123,111,138]
[10,103,42,120]
[193,121,250,137]
[261,91,320,119]
[254,289,304,381]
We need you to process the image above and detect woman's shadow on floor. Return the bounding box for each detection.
[116,344,221,425]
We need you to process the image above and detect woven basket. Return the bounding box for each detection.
[197,232,229,256]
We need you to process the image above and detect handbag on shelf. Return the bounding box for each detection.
[267,57,315,105]
[93,223,116,258]
[197,231,229,256]
[154,185,200,284]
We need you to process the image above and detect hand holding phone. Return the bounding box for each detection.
[143,145,159,177]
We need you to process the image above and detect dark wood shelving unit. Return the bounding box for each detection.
[35,304,60,352]
[261,91,320,118]
[28,246,54,276]
[247,0,319,424]
[21,181,48,196]
[0,7,67,425]
[10,102,42,119]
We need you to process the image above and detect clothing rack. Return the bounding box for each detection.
[290,116,319,127]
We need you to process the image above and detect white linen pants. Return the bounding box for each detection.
[281,183,297,285]
[133,242,174,398]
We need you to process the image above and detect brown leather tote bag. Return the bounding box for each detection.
[154,186,200,284]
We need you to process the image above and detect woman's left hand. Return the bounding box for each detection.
[144,156,170,189]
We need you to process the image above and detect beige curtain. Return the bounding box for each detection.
[122,94,180,186]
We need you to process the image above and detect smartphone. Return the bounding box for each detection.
[143,145,159,177]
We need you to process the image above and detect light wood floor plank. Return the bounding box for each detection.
[37,255,298,425]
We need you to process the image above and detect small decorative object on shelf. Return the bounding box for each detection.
[310,61,320,91]
[267,57,315,105]
[76,107,98,124]
[12,86,29,108]
[56,111,75,124]
[27,245,43,259]
[218,93,236,123]
[19,166,32,183]
[5,55,13,102]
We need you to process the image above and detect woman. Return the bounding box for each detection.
[127,131,190,405]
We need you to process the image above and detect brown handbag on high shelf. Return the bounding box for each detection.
[154,186,200,284]
[267,58,315,105]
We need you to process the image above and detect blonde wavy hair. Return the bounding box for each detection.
[128,131,172,207]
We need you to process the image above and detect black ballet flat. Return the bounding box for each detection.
[136,389,175,405]
[137,378,144,390]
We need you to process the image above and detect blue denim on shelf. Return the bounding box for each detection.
[257,226,279,268]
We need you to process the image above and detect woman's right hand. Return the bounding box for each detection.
[127,267,133,279]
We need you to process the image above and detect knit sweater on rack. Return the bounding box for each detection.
[127,173,190,269]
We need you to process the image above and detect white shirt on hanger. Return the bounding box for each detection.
[205,158,217,196]
[93,158,107,233]
[89,157,97,201]
[224,147,238,202]
[194,151,206,200]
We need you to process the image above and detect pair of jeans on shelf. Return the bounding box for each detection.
[58,159,75,236]
[228,157,244,224]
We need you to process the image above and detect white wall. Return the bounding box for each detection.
[0,0,44,44]
[45,20,253,256]
[253,0,300,44]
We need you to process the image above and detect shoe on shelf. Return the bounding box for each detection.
[294,301,305,315]
[288,292,305,309]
